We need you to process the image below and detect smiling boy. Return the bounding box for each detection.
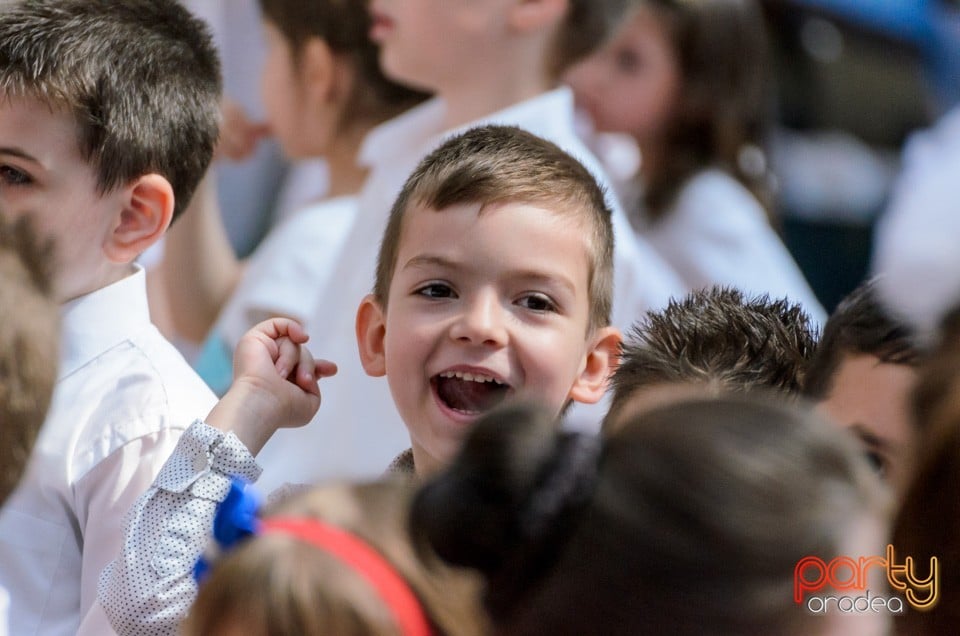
[358,125,621,474]
[100,125,622,633]
[251,0,681,490]
[0,2,221,634]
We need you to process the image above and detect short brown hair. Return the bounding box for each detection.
[605,287,817,428]
[804,279,921,401]
[548,0,630,79]
[374,125,614,331]
[0,0,221,222]
[0,215,59,505]
[183,481,487,636]
[257,0,426,126]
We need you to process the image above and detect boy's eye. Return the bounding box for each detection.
[517,293,557,313]
[0,165,32,186]
[416,283,456,299]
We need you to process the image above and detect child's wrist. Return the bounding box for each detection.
[206,378,279,455]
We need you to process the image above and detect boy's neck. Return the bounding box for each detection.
[440,69,556,131]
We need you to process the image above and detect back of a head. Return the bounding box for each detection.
[184,480,487,636]
[892,319,960,634]
[413,397,887,636]
[805,279,921,401]
[375,124,614,330]
[0,215,58,505]
[605,287,817,430]
[257,0,426,124]
[0,0,222,221]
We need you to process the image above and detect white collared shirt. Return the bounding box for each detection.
[252,88,686,492]
[215,195,358,349]
[0,267,217,636]
[644,168,827,327]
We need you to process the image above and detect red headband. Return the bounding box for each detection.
[260,518,432,636]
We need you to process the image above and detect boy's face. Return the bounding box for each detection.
[0,94,122,302]
[817,353,918,499]
[359,200,617,475]
[369,0,507,93]
[564,6,680,149]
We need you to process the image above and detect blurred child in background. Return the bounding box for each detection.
[0,216,59,636]
[805,279,922,499]
[162,0,426,394]
[182,481,487,636]
[564,0,825,325]
[0,216,58,507]
[413,397,890,636]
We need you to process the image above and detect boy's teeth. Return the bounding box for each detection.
[438,371,504,385]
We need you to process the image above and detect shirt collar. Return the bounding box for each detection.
[358,87,576,170]
[58,265,152,380]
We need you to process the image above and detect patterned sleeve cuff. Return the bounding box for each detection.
[154,420,262,499]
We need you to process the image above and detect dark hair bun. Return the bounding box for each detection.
[410,402,599,619]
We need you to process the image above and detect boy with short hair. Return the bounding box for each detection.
[253,0,684,490]
[0,2,221,633]
[101,125,622,633]
[603,287,817,432]
[804,279,922,498]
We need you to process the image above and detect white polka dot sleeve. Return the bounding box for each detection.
[97,419,262,636]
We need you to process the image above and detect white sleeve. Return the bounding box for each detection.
[97,420,261,636]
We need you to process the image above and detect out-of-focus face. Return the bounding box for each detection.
[564,6,680,149]
[260,21,310,158]
[817,353,918,499]
[377,200,609,475]
[0,93,122,301]
[368,0,508,94]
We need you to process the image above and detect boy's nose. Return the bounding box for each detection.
[449,291,508,346]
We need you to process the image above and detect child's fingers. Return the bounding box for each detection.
[294,346,321,396]
[314,360,338,379]
[217,100,271,160]
[274,337,300,379]
[251,317,310,344]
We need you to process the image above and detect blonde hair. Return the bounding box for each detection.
[182,480,487,636]
[0,215,58,505]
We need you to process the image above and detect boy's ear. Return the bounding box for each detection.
[568,326,622,404]
[356,294,387,377]
[103,173,174,264]
[507,0,569,33]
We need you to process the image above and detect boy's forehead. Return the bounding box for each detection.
[0,94,81,155]
[392,198,596,287]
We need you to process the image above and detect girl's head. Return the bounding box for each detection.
[412,398,890,636]
[564,0,773,217]
[183,481,487,636]
[257,0,426,158]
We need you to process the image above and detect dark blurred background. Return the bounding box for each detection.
[760,0,960,311]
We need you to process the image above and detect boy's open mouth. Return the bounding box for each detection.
[433,371,511,415]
